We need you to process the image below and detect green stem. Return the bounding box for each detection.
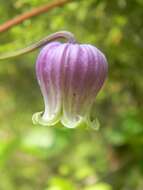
[0,31,76,60]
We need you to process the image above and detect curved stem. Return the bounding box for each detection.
[0,31,76,60]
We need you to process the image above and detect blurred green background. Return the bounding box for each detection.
[0,0,143,189]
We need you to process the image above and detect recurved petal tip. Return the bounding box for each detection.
[32,111,60,126]
[61,115,86,128]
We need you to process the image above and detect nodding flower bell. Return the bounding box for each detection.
[32,31,108,128]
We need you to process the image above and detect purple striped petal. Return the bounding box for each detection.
[33,42,108,128]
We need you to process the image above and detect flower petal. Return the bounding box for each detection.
[33,42,69,126]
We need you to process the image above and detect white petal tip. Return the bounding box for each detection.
[32,111,60,127]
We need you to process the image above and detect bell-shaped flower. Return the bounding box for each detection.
[32,41,108,128]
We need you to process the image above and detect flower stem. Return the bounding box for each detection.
[0,31,76,60]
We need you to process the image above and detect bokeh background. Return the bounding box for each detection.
[0,0,143,189]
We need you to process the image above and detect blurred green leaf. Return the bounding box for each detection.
[84,183,112,190]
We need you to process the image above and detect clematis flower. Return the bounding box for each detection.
[32,33,108,128]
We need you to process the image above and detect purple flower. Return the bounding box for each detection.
[32,41,108,128]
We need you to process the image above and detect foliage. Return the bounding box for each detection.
[0,0,143,189]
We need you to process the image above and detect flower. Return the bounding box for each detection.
[32,41,108,128]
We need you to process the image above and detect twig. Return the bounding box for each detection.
[0,0,71,33]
